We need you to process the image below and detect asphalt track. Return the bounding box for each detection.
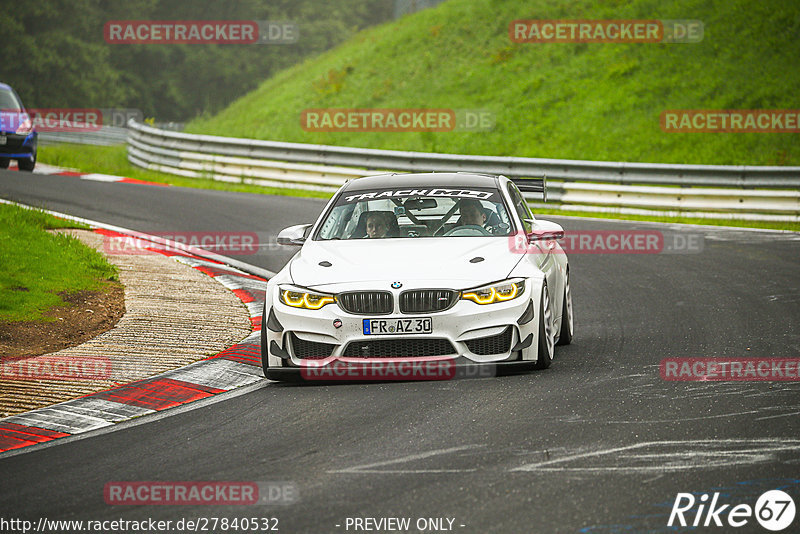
[2,170,800,533]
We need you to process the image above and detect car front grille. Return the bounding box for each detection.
[399,289,458,313]
[337,291,393,315]
[465,327,513,356]
[290,333,336,359]
[343,338,457,358]
[0,134,28,152]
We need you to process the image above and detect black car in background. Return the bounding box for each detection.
[0,82,37,171]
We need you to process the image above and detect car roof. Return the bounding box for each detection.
[340,172,501,192]
[0,83,12,91]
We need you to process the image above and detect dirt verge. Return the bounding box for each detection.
[0,284,125,359]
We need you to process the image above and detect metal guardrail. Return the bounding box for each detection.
[127,120,800,222]
[39,126,129,146]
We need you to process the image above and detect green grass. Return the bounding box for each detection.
[533,208,800,232]
[0,203,119,322]
[38,144,332,199]
[41,0,800,232]
[185,0,800,166]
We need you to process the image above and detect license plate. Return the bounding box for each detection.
[363,317,432,335]
[0,134,6,145]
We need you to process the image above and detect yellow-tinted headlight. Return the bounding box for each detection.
[279,288,335,310]
[461,280,525,305]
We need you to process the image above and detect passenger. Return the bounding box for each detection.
[458,199,487,227]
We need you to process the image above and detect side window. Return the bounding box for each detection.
[319,210,339,238]
[341,202,364,238]
[319,203,357,239]
[507,183,533,232]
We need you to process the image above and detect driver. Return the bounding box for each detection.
[458,199,487,227]
[366,212,390,238]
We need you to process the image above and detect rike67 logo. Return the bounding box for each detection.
[669,490,795,531]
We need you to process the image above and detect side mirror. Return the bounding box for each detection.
[525,219,564,242]
[277,224,313,246]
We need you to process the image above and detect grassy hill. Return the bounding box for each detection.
[186,0,800,166]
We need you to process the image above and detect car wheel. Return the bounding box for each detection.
[18,152,36,172]
[533,283,555,369]
[0,158,9,169]
[556,270,573,346]
[261,302,269,377]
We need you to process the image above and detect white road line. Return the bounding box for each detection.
[755,410,800,421]
[334,469,478,474]
[599,410,761,424]
[80,173,123,182]
[512,439,800,473]
[328,444,484,474]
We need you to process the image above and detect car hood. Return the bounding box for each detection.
[289,237,523,290]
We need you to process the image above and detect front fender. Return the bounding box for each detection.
[517,275,545,362]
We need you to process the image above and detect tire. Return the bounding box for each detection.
[533,283,555,369]
[18,152,36,172]
[261,302,269,377]
[556,270,573,346]
[0,158,9,169]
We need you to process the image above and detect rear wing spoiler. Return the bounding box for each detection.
[510,175,547,202]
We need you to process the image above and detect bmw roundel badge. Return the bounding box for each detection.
[333,319,342,329]
[391,281,402,289]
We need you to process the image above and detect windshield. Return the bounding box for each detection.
[315,186,514,240]
[0,89,23,111]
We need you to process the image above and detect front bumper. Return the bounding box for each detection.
[264,282,541,374]
[265,357,537,382]
[0,131,37,159]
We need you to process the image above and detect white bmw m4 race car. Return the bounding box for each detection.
[261,172,572,381]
